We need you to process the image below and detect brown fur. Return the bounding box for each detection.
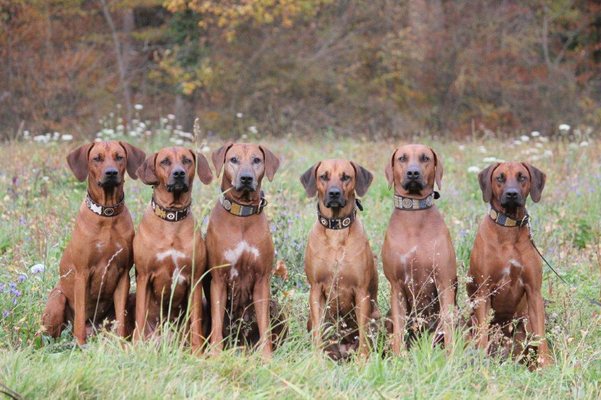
[468,162,551,369]
[382,144,457,353]
[42,141,145,344]
[301,159,379,359]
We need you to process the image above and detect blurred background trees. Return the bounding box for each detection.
[1,0,600,138]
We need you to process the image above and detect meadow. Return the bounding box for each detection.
[0,122,600,398]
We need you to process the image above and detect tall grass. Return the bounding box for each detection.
[0,130,600,398]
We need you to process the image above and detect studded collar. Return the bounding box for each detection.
[151,196,191,222]
[85,191,125,217]
[220,190,267,217]
[393,191,439,211]
[317,199,363,230]
[488,202,530,227]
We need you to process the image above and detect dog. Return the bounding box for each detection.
[133,147,213,352]
[42,141,145,344]
[300,159,379,359]
[468,162,551,368]
[382,144,457,353]
[204,142,283,357]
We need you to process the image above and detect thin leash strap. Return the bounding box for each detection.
[529,235,601,307]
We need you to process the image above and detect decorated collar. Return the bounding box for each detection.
[85,191,125,217]
[220,191,267,217]
[488,203,530,227]
[393,192,439,211]
[317,199,363,230]
[151,197,191,222]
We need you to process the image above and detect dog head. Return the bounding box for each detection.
[67,141,145,189]
[136,147,212,201]
[385,144,442,197]
[478,162,546,211]
[300,159,373,210]
[212,142,280,195]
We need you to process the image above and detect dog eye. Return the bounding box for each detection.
[518,174,526,182]
[420,155,430,163]
[230,157,238,164]
[341,174,350,182]
[252,157,262,165]
[319,174,328,181]
[399,155,407,163]
[182,158,192,165]
[160,158,171,166]
[93,155,102,162]
[115,154,124,161]
[495,176,505,182]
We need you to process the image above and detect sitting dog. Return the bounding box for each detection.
[133,147,213,352]
[42,141,145,344]
[205,142,284,357]
[382,144,457,353]
[300,159,379,359]
[468,162,551,368]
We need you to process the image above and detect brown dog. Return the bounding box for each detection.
[382,144,457,353]
[205,142,281,357]
[300,159,379,359]
[468,162,550,368]
[133,147,213,352]
[42,141,145,344]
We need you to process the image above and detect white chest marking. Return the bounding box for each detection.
[224,241,260,266]
[156,249,187,268]
[400,246,418,268]
[173,267,187,285]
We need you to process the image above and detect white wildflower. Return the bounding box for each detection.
[61,134,73,141]
[520,135,530,142]
[483,157,500,163]
[167,114,176,120]
[513,140,522,146]
[543,150,553,157]
[42,176,49,182]
[236,113,243,118]
[531,131,540,137]
[478,146,487,153]
[248,126,258,134]
[559,124,570,131]
[458,145,466,151]
[539,136,549,142]
[201,146,210,153]
[467,166,480,173]
[580,141,589,147]
[134,104,143,110]
[30,264,45,274]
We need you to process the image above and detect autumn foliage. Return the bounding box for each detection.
[1,0,600,138]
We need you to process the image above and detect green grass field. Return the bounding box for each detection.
[1,129,600,398]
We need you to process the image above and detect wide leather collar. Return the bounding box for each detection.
[488,202,530,227]
[220,191,267,217]
[85,191,125,217]
[393,191,439,211]
[317,199,363,230]
[151,196,191,222]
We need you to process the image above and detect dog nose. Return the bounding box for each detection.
[327,187,341,198]
[104,168,118,178]
[406,167,420,180]
[240,173,254,185]
[505,188,519,199]
[172,167,186,180]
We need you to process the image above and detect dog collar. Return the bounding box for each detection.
[316,199,363,230]
[85,191,125,217]
[393,192,439,211]
[220,191,267,217]
[488,203,530,227]
[151,196,191,222]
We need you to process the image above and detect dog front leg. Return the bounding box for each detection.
[309,285,325,349]
[73,270,89,345]
[473,291,491,350]
[209,278,227,354]
[134,273,150,341]
[190,278,204,355]
[253,276,273,358]
[390,284,408,355]
[525,286,551,368]
[355,288,371,358]
[113,271,130,338]
[437,282,456,348]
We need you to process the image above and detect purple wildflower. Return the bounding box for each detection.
[2,311,9,318]
[18,274,26,282]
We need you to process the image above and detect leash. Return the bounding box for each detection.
[529,230,601,307]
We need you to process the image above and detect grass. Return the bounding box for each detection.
[1,130,600,398]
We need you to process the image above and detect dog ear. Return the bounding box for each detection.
[478,163,500,203]
[119,141,146,180]
[522,163,546,203]
[384,149,397,190]
[136,153,159,186]
[66,143,94,182]
[211,142,234,178]
[300,162,320,197]
[352,162,374,197]
[195,152,213,185]
[429,147,444,191]
[259,145,281,182]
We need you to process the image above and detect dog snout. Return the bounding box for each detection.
[327,187,341,199]
[325,186,346,208]
[171,167,186,181]
[104,167,118,179]
[406,166,421,180]
[240,173,254,185]
[505,188,519,199]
